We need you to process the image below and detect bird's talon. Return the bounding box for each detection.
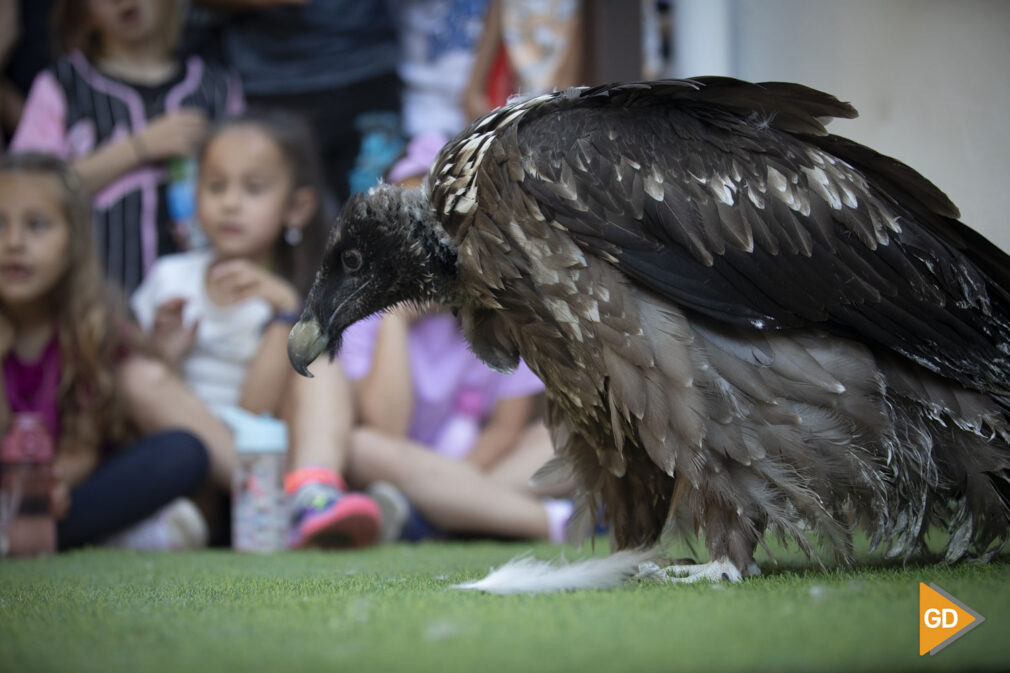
[637,557,745,584]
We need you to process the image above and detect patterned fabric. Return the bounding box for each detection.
[501,0,579,95]
[394,0,488,137]
[12,52,243,295]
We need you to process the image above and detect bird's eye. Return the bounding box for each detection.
[342,249,363,272]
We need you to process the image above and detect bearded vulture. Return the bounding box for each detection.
[288,78,1010,590]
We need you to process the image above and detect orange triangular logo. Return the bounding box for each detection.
[919,583,985,655]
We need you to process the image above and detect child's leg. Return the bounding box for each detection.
[281,356,353,474]
[282,358,380,548]
[483,422,575,498]
[117,355,236,488]
[345,427,553,540]
[57,430,208,550]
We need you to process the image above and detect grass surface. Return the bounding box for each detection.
[1,536,1009,673]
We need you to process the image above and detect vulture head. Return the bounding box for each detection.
[287,184,457,376]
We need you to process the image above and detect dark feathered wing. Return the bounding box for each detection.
[425,78,1010,566]
[433,78,1010,398]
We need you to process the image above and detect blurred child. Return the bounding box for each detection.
[392,0,489,141]
[338,139,573,544]
[463,0,583,122]
[0,152,212,551]
[209,0,401,204]
[130,110,382,549]
[342,307,573,544]
[10,0,243,295]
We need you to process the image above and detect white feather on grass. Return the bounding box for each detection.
[454,549,658,594]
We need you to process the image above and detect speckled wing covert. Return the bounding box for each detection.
[427,78,1010,564]
[431,78,1010,398]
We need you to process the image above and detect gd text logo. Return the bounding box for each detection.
[919,583,985,655]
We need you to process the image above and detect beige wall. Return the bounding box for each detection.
[675,0,1010,253]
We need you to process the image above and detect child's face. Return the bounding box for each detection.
[198,126,298,263]
[86,0,161,47]
[0,173,71,311]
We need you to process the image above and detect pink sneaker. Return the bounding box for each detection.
[289,492,382,549]
[285,467,381,549]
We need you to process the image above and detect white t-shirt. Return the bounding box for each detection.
[131,250,273,412]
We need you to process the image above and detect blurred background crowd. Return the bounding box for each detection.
[0,0,1006,556]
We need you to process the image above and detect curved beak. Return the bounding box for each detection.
[287,318,328,378]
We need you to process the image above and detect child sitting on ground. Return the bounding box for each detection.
[11,0,243,295]
[341,305,573,543]
[0,152,213,551]
[130,110,382,549]
[335,135,573,543]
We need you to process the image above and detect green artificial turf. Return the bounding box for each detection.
[1,535,1008,673]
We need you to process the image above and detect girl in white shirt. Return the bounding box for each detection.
[132,110,382,549]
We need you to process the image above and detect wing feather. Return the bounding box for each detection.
[433,78,1010,395]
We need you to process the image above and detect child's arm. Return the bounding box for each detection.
[72,110,210,194]
[117,355,236,489]
[129,262,198,368]
[147,298,198,368]
[51,449,101,519]
[241,321,299,415]
[464,395,535,471]
[0,0,17,62]
[355,308,415,437]
[11,69,209,194]
[462,0,504,122]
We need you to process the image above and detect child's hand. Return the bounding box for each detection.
[51,470,70,520]
[207,259,300,313]
[137,109,209,161]
[151,298,198,366]
[51,452,99,520]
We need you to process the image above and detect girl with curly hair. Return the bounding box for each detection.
[0,152,221,551]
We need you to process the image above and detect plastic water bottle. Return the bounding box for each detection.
[0,413,56,557]
[221,408,288,553]
[166,156,206,250]
[434,388,485,460]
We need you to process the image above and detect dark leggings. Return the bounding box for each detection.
[57,430,209,550]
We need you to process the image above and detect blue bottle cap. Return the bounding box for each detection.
[217,406,288,454]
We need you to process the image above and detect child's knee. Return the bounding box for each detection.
[349,426,385,458]
[165,430,210,471]
[348,426,404,483]
[118,355,174,395]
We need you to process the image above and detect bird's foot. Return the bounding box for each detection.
[634,556,759,584]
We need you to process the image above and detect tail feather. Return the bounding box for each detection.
[454,549,657,595]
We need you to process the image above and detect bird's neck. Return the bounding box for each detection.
[400,187,461,307]
[423,222,462,307]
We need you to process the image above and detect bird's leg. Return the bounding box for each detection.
[634,491,765,584]
[634,557,760,584]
